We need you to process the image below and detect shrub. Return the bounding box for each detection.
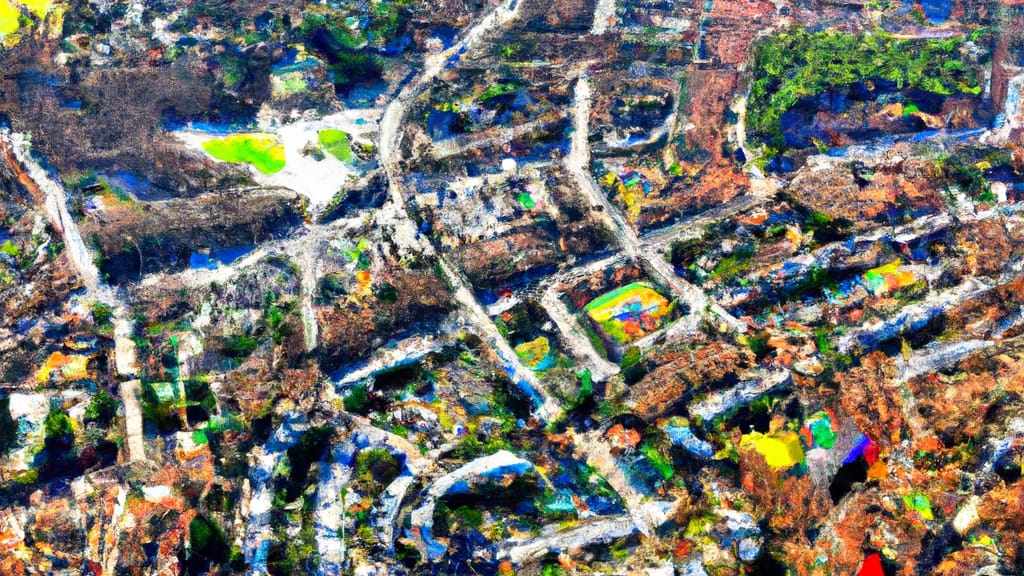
[189,515,229,564]
[355,447,400,491]
[343,383,370,415]
[44,406,74,451]
[90,303,113,328]
[84,390,119,426]
[224,334,259,357]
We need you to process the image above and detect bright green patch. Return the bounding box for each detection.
[516,191,536,210]
[318,129,354,163]
[567,369,594,409]
[150,381,177,404]
[477,82,519,102]
[903,491,934,520]
[641,442,674,480]
[0,240,20,258]
[274,73,308,95]
[542,565,569,576]
[343,383,370,415]
[224,334,258,357]
[43,407,73,444]
[90,302,113,330]
[802,411,838,449]
[189,515,229,563]
[813,326,834,355]
[514,336,552,369]
[742,331,771,360]
[201,133,286,174]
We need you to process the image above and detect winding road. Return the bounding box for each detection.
[565,75,745,333]
[374,0,560,421]
[1,130,146,463]
[0,0,747,567]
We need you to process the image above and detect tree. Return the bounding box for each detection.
[189,514,229,565]
[83,390,119,426]
[43,405,74,452]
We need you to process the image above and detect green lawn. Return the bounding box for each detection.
[202,133,286,174]
[318,129,354,163]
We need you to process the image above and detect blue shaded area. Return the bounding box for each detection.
[843,433,871,465]
[380,35,412,55]
[443,530,497,572]
[663,423,715,458]
[345,80,389,108]
[830,91,847,114]
[217,245,255,265]
[542,489,577,514]
[112,171,145,190]
[919,0,951,23]
[432,25,459,49]
[254,11,275,32]
[512,373,545,411]
[587,495,623,515]
[531,352,557,371]
[161,119,249,134]
[610,300,662,324]
[16,416,37,437]
[189,251,214,270]
[102,171,154,199]
[766,155,794,173]
[15,317,35,335]
[622,453,668,493]
[19,71,63,87]
[189,245,255,270]
[551,471,574,488]
[479,290,499,305]
[427,109,460,140]
[445,47,467,70]
[272,58,320,75]
[273,47,301,68]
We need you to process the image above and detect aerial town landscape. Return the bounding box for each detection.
[0,0,1023,574]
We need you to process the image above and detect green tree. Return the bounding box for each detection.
[83,390,119,426]
[90,302,113,329]
[189,514,229,564]
[44,405,74,451]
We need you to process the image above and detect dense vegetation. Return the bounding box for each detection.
[749,30,983,148]
[297,0,415,96]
